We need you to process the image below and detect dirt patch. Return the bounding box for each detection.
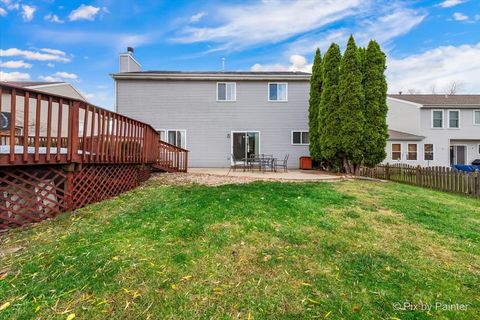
[151,171,346,186]
[151,172,259,186]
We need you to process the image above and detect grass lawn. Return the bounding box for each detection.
[0,178,479,319]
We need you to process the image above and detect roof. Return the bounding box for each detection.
[111,70,311,81]
[388,94,480,107]
[388,129,425,141]
[2,81,88,102]
[3,81,65,88]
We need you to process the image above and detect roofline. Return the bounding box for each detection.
[419,104,480,108]
[387,95,480,108]
[27,82,89,102]
[387,96,423,108]
[110,72,311,81]
[387,136,425,141]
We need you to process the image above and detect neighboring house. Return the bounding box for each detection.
[1,81,88,138]
[3,81,88,102]
[112,50,310,168]
[385,94,480,167]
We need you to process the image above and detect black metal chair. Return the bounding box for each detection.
[274,154,289,172]
[229,153,247,172]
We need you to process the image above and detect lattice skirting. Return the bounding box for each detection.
[0,164,150,229]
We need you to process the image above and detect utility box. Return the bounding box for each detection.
[299,156,313,170]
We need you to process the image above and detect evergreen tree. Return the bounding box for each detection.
[362,40,388,167]
[308,48,323,160]
[338,35,365,174]
[318,43,342,167]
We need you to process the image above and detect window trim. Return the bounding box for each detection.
[216,82,237,102]
[473,110,480,126]
[407,143,418,161]
[447,109,460,129]
[431,109,444,129]
[291,130,309,145]
[268,82,288,102]
[161,129,187,148]
[423,143,434,161]
[156,129,167,142]
[391,143,402,161]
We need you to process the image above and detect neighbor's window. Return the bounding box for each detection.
[407,144,417,160]
[424,144,434,161]
[269,83,288,101]
[217,82,236,101]
[392,144,401,160]
[474,110,480,125]
[292,131,309,145]
[448,110,460,128]
[167,130,186,148]
[432,110,443,128]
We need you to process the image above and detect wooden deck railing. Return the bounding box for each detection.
[359,163,480,197]
[155,140,188,172]
[0,83,187,172]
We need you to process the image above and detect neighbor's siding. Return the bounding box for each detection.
[116,79,310,167]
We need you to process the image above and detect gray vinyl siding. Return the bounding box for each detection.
[385,97,480,166]
[116,79,310,167]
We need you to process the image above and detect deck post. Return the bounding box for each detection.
[70,102,80,163]
[63,163,76,211]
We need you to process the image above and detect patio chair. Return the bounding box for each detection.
[274,154,289,172]
[229,153,247,173]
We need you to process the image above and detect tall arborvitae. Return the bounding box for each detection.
[308,48,323,160]
[338,35,365,174]
[362,40,388,167]
[318,43,342,167]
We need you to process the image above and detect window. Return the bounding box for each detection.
[407,144,417,160]
[432,110,443,128]
[268,83,288,101]
[292,131,309,145]
[474,110,480,125]
[166,130,186,148]
[424,144,434,161]
[157,130,166,141]
[217,82,236,101]
[392,144,401,160]
[478,144,480,155]
[448,110,460,128]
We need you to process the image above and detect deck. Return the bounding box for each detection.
[0,83,188,229]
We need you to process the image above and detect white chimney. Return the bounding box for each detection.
[119,47,141,72]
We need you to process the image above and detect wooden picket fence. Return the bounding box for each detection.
[359,163,480,197]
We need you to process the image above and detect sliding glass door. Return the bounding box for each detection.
[232,131,260,161]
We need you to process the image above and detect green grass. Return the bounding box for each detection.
[0,179,479,319]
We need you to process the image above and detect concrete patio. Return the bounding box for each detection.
[189,167,348,181]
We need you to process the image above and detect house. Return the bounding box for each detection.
[385,94,480,167]
[2,81,88,102]
[112,49,310,168]
[1,81,88,140]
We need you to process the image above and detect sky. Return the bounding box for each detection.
[1,0,480,110]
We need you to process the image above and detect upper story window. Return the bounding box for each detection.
[432,110,443,128]
[391,143,401,160]
[292,131,309,145]
[474,110,480,125]
[269,83,288,101]
[217,82,236,101]
[448,110,460,128]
